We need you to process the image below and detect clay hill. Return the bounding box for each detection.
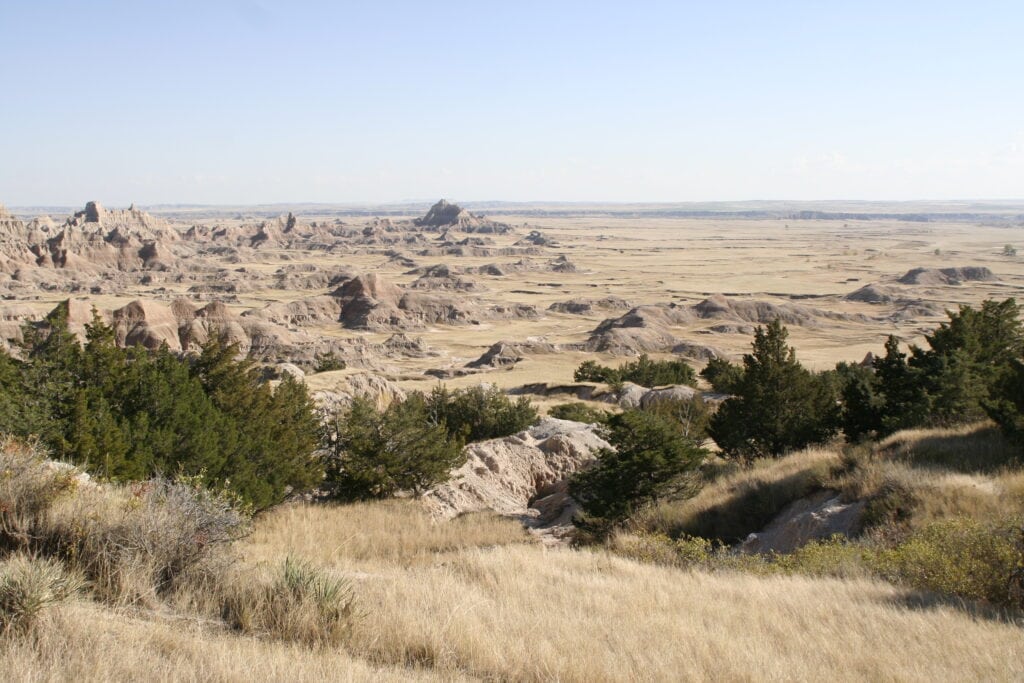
[329,273,537,330]
[580,295,871,357]
[424,417,610,541]
[0,202,180,293]
[414,199,512,234]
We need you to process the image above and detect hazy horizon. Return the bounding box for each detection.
[3,1,1022,206]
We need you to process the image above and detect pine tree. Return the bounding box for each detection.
[327,394,465,500]
[569,409,705,528]
[708,320,838,458]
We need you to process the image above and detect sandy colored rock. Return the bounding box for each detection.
[423,417,609,522]
[740,490,866,554]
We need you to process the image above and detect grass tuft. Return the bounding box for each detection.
[0,555,82,635]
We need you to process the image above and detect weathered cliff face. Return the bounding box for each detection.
[423,418,610,541]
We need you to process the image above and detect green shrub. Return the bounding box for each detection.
[221,557,357,647]
[699,357,744,394]
[607,532,715,569]
[574,354,697,388]
[548,402,609,424]
[313,352,346,373]
[643,396,711,441]
[570,410,706,531]
[871,517,1020,606]
[769,536,871,579]
[426,384,537,443]
[326,394,465,501]
[0,556,82,635]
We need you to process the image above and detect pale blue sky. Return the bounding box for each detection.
[2,1,1022,205]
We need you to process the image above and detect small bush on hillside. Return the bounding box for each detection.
[326,394,466,500]
[872,517,1020,606]
[608,531,716,569]
[570,410,706,532]
[426,384,537,442]
[699,357,744,394]
[574,354,698,388]
[643,396,711,441]
[548,402,610,424]
[0,556,82,636]
[0,438,79,552]
[313,352,346,373]
[221,557,357,647]
[46,477,249,604]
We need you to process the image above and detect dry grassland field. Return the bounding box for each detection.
[0,200,1023,681]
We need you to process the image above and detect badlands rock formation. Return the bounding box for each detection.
[898,266,996,285]
[423,417,610,541]
[414,199,512,234]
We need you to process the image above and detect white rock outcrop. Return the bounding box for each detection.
[423,418,610,539]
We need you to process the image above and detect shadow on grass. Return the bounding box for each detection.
[889,589,1024,626]
[881,425,1020,474]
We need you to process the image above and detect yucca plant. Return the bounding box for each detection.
[222,556,357,647]
[0,555,82,635]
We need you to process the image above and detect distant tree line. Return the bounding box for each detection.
[574,354,697,388]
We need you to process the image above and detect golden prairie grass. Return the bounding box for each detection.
[0,600,454,683]
[244,499,533,568]
[632,446,842,541]
[832,423,1024,529]
[1,493,1021,681]
[3,430,1024,681]
[236,505,1024,681]
[874,421,1020,472]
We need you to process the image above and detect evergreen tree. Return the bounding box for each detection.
[426,384,537,442]
[327,394,465,500]
[841,300,1024,440]
[835,361,884,442]
[573,354,697,388]
[910,298,1023,424]
[569,409,705,529]
[708,320,838,459]
[987,359,1024,450]
[699,356,745,394]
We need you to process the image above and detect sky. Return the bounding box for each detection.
[2,1,1023,206]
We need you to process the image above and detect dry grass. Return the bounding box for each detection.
[0,555,82,635]
[875,422,1021,473]
[0,600,452,683]
[830,423,1024,530]
[2,434,1023,680]
[632,446,842,541]
[43,477,249,606]
[244,499,533,568]
[219,557,358,647]
[240,521,1024,681]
